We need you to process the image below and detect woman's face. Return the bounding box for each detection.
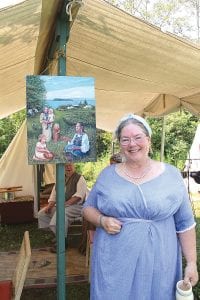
[75,123,82,133]
[119,123,150,162]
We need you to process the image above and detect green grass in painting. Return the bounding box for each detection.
[27,107,97,164]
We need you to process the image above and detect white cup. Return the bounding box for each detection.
[176,280,194,300]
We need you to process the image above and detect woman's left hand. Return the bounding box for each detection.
[101,216,122,234]
[184,262,199,286]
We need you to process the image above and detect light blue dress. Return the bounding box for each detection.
[83,163,196,300]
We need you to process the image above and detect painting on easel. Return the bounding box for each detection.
[26,75,96,164]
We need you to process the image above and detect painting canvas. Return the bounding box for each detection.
[26,75,96,164]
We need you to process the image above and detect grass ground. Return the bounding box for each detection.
[0,220,54,251]
[21,284,90,300]
[0,220,90,300]
[0,201,200,299]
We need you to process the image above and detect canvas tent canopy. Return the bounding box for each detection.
[0,0,200,129]
[0,0,200,209]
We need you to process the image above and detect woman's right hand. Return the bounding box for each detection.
[184,262,199,286]
[101,216,122,234]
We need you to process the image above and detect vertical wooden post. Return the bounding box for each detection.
[56,163,65,300]
[56,1,70,299]
[36,165,41,211]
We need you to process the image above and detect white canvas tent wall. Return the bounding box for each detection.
[185,124,200,172]
[0,121,38,214]
[0,121,34,195]
[0,121,55,215]
[184,124,200,193]
[1,0,200,207]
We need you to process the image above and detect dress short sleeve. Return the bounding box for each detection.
[174,183,196,233]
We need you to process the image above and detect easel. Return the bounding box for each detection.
[0,231,31,300]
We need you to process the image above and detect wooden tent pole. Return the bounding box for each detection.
[56,1,70,299]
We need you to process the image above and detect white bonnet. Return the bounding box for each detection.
[115,113,152,137]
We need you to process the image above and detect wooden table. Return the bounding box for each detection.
[0,196,34,224]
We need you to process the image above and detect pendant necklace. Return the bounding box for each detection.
[122,160,152,180]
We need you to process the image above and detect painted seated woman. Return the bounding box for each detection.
[64,122,90,158]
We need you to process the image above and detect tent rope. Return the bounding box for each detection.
[66,0,84,22]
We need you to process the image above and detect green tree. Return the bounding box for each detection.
[148,110,199,168]
[96,129,113,158]
[76,130,113,187]
[182,0,200,42]
[106,0,198,42]
[26,75,46,111]
[0,110,26,158]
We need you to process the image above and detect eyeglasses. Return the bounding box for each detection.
[120,134,146,146]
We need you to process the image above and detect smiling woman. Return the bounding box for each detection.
[82,113,198,300]
[116,114,152,180]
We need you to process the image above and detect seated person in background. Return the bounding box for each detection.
[110,152,123,164]
[33,134,54,161]
[64,122,90,158]
[38,163,87,251]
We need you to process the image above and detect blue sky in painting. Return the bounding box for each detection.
[39,76,95,100]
